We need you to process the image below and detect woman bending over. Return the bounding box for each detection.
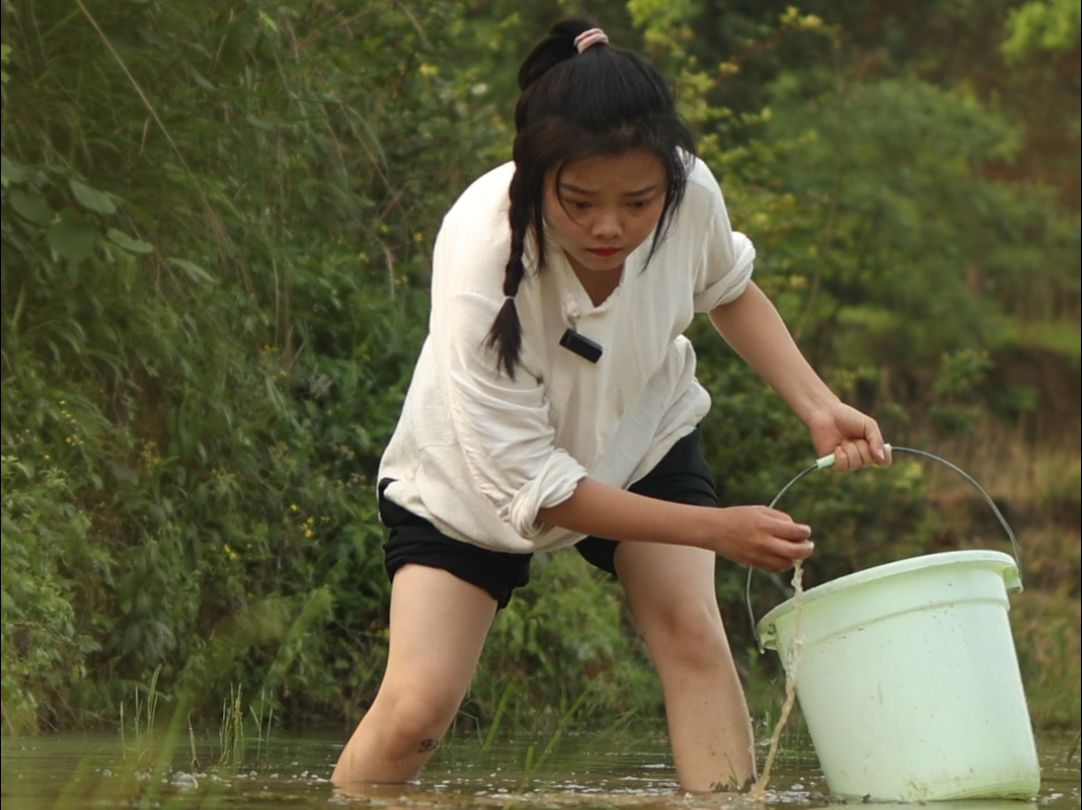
[333,18,889,793]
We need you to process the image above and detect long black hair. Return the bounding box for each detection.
[485,18,697,377]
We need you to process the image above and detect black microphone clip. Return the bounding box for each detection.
[559,328,603,363]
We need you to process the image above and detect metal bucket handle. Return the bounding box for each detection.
[746,444,1024,645]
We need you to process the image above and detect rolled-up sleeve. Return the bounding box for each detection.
[442,291,586,538]
[691,165,756,312]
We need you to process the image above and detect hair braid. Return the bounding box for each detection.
[484,168,531,377]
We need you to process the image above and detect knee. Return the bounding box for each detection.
[374,683,462,751]
[643,599,731,671]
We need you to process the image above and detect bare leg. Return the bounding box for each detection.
[332,564,497,785]
[614,542,756,792]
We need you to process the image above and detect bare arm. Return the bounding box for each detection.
[538,477,813,572]
[709,281,890,469]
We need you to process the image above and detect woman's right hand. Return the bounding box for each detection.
[701,505,814,571]
[539,478,813,570]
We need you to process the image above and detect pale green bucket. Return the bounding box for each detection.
[753,447,1041,802]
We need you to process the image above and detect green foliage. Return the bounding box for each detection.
[1,456,103,730]
[476,553,660,731]
[1002,0,1082,60]
[0,0,499,730]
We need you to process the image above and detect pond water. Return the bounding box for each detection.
[1,725,1078,809]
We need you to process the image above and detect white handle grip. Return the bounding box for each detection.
[816,442,893,469]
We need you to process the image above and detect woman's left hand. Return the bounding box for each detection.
[806,401,892,471]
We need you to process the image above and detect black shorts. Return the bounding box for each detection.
[378,426,720,608]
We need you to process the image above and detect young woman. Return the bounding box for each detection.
[332,18,889,792]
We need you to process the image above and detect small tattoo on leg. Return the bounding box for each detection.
[418,738,440,753]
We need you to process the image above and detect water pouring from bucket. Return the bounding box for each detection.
[750,445,1041,803]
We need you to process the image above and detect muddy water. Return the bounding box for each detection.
[1,726,1078,808]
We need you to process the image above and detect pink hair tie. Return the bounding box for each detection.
[574,27,609,53]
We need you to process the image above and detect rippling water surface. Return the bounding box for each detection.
[2,726,1078,808]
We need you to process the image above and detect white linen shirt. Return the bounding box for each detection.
[378,156,755,553]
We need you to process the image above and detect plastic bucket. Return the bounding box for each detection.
[753,448,1041,802]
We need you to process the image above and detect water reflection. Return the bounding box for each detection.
[0,727,1077,809]
[853,804,1037,810]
